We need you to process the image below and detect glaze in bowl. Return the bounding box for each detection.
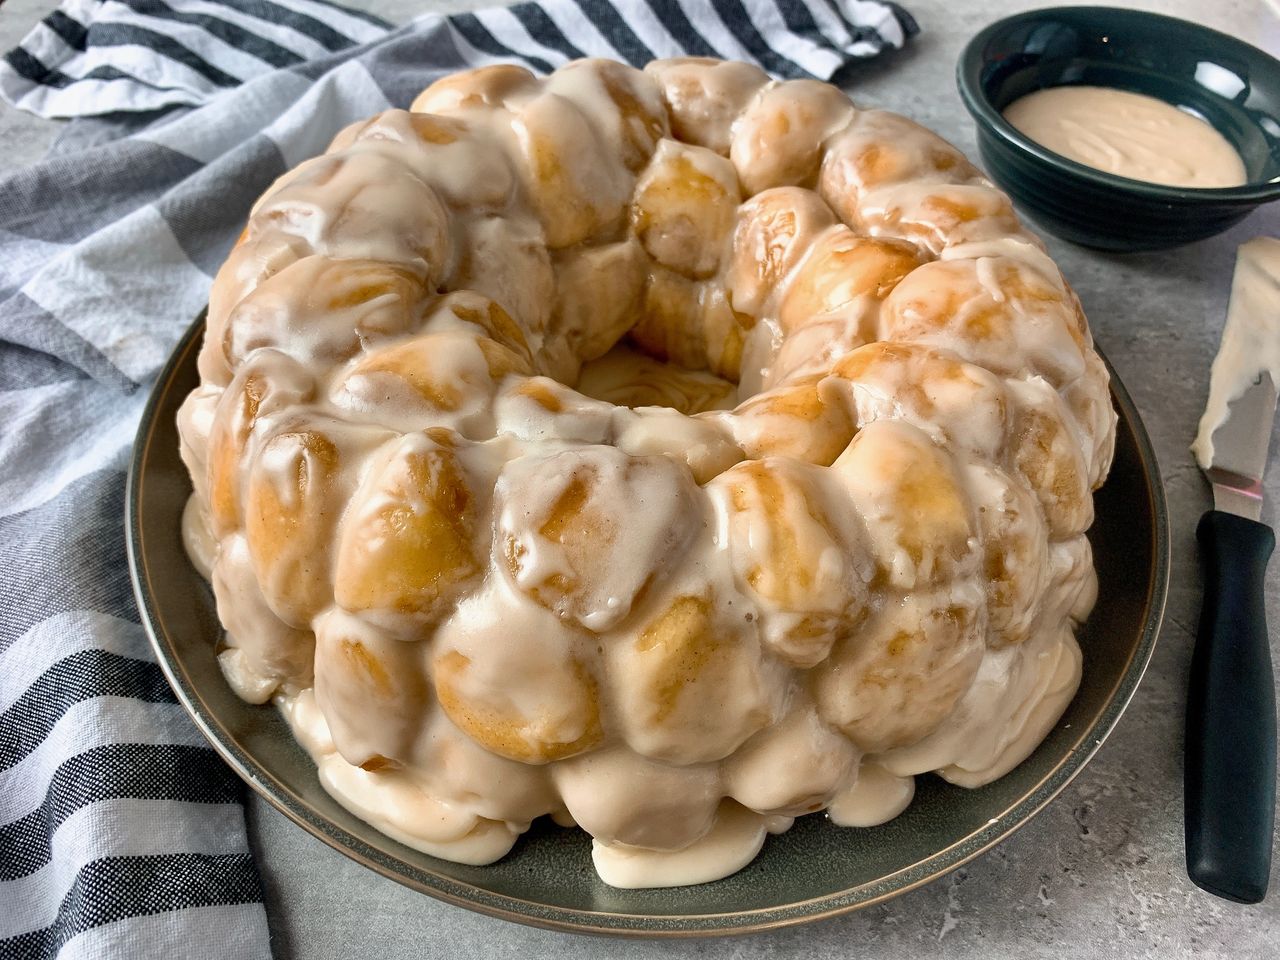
[126,313,1169,936]
[957,6,1280,251]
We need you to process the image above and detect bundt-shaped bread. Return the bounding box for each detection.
[177,57,1116,888]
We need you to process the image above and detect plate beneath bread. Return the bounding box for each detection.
[127,312,1167,937]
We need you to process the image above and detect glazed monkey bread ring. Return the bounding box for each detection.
[177,57,1116,888]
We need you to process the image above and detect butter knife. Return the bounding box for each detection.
[1186,238,1280,905]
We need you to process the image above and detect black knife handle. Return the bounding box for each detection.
[1186,510,1277,904]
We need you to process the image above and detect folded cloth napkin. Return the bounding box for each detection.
[0,1,917,957]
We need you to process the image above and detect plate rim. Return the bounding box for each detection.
[126,312,1170,938]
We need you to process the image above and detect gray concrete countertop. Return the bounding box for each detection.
[4,0,1279,956]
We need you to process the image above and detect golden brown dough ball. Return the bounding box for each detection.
[709,458,873,667]
[249,152,454,281]
[512,89,632,249]
[553,746,722,849]
[334,430,480,623]
[730,79,854,194]
[642,58,770,155]
[611,404,744,483]
[767,318,865,387]
[432,290,535,369]
[778,228,923,337]
[243,424,343,627]
[879,256,1087,386]
[211,534,315,703]
[496,446,699,632]
[414,710,560,823]
[547,59,669,172]
[550,239,648,363]
[829,420,977,590]
[627,266,712,371]
[826,340,1010,458]
[608,591,780,764]
[1037,536,1098,631]
[819,109,975,223]
[338,109,468,156]
[1007,378,1094,540]
[492,375,618,451]
[815,586,986,753]
[729,375,855,465]
[862,182,1024,256]
[206,370,264,538]
[431,582,603,764]
[411,63,540,114]
[435,650,599,773]
[769,228,923,383]
[332,330,529,434]
[202,231,310,385]
[698,283,751,381]
[631,139,741,279]
[726,186,837,320]
[314,609,431,770]
[1063,348,1117,490]
[205,352,314,537]
[340,110,517,210]
[963,461,1050,647]
[222,256,429,369]
[177,387,219,513]
[449,215,555,347]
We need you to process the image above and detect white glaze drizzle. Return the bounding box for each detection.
[175,57,1117,888]
[1192,237,1280,468]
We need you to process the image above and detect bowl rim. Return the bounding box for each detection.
[956,4,1280,205]
[127,313,1171,938]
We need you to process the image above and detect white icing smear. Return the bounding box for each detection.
[181,494,217,581]
[827,764,915,827]
[1004,86,1247,189]
[278,689,520,865]
[591,802,783,889]
[1193,237,1280,468]
[174,58,1116,889]
[877,630,1082,787]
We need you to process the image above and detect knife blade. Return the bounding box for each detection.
[1202,372,1276,521]
[1185,238,1279,905]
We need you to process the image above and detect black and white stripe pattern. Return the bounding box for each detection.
[0,477,270,959]
[445,0,914,80]
[1,0,391,116]
[2,0,917,118]
[0,1,916,956]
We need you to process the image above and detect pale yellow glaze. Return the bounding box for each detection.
[1003,86,1246,188]
[1193,237,1280,467]
[177,57,1116,888]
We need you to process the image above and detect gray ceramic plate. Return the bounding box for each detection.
[126,313,1169,937]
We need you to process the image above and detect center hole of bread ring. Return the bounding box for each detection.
[575,344,738,414]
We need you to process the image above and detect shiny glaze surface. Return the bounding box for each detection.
[1003,86,1246,189]
[175,57,1115,887]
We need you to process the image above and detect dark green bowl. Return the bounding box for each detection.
[957,6,1280,251]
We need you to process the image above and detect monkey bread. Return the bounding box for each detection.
[178,57,1114,888]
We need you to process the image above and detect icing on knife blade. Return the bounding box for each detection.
[1192,237,1280,477]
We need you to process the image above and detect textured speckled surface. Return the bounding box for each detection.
[6,0,1280,955]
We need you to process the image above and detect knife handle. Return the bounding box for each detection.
[1186,510,1277,904]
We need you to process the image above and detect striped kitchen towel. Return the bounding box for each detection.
[2,0,916,118]
[0,1,917,958]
